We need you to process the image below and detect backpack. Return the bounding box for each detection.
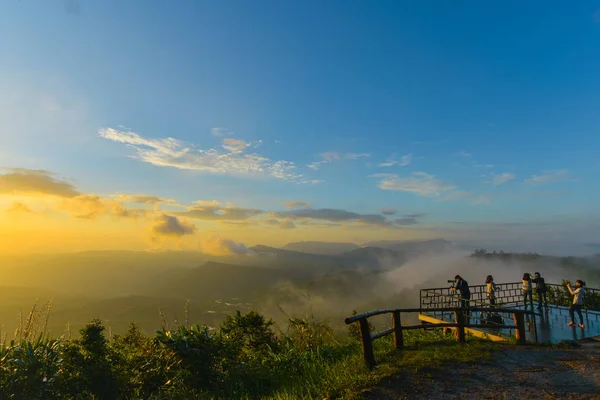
[485,313,504,325]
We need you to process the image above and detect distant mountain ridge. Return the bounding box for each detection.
[283,241,360,255]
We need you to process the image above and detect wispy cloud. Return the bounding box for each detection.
[285,200,310,209]
[458,151,472,157]
[100,128,309,183]
[320,152,340,161]
[6,201,37,215]
[378,154,412,167]
[221,138,250,153]
[264,219,296,229]
[211,127,233,137]
[345,153,370,160]
[394,217,418,225]
[372,172,456,197]
[114,194,174,205]
[174,200,262,221]
[525,170,571,185]
[403,212,425,218]
[474,164,494,169]
[400,154,412,167]
[307,151,369,170]
[271,208,390,226]
[492,172,516,186]
[60,194,149,219]
[473,195,491,205]
[380,208,396,215]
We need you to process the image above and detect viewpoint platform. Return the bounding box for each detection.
[419,281,600,343]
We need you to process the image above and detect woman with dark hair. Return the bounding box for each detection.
[485,275,498,306]
[566,280,585,328]
[522,273,533,310]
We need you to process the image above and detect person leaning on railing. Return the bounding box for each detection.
[531,272,549,311]
[450,275,471,310]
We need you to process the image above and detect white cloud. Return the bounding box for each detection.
[307,161,326,170]
[100,128,310,183]
[458,151,472,157]
[525,170,571,185]
[473,195,491,205]
[400,154,412,167]
[378,153,411,167]
[372,172,456,197]
[308,151,369,170]
[474,164,494,169]
[492,172,516,186]
[221,138,250,153]
[320,152,340,161]
[211,127,233,137]
[345,153,370,160]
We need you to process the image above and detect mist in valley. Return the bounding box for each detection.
[2,239,599,340]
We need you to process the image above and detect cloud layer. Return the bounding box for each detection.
[99,128,309,183]
[0,168,79,197]
[372,172,456,197]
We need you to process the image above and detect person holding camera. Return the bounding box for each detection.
[531,272,549,311]
[566,280,585,328]
[450,275,471,313]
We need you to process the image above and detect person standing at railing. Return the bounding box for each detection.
[450,275,471,321]
[485,275,498,306]
[522,273,534,310]
[531,272,549,311]
[566,280,585,328]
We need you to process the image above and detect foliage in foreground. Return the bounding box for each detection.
[0,310,494,400]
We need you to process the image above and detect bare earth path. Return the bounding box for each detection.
[363,340,600,400]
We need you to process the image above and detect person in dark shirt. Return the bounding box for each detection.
[451,275,471,320]
[531,272,549,311]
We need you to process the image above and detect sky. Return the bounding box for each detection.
[1,1,599,255]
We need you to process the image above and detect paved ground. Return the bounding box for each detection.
[362,340,600,399]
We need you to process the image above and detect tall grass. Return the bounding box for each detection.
[0,307,495,400]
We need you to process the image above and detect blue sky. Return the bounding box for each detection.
[1,1,600,254]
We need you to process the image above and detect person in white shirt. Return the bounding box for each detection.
[522,273,534,310]
[566,280,585,328]
[485,275,498,306]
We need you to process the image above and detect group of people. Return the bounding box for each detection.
[450,273,586,328]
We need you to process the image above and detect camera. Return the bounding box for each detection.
[447,280,455,283]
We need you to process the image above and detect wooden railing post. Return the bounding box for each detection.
[392,311,403,350]
[454,310,466,343]
[513,312,526,345]
[358,319,376,368]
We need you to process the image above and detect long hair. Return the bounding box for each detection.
[485,275,494,284]
[522,273,531,281]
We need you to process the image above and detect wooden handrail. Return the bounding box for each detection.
[345,306,529,369]
[344,306,533,324]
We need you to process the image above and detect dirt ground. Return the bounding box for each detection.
[362,340,600,400]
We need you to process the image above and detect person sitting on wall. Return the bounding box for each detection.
[531,272,549,311]
[566,280,585,329]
